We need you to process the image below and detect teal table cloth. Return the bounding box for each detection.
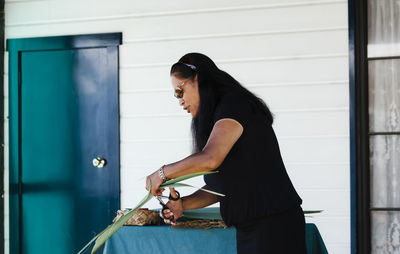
[103,223,328,254]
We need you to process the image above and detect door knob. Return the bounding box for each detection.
[93,157,107,168]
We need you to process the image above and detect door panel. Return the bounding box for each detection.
[7,33,121,254]
[21,49,76,253]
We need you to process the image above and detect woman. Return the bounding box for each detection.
[146,53,306,253]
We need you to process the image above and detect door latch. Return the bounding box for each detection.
[93,157,107,168]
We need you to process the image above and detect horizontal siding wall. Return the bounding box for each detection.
[4,0,350,253]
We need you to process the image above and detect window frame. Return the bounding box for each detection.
[349,0,400,253]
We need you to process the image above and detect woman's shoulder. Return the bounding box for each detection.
[220,91,264,113]
[218,91,251,106]
[214,92,257,126]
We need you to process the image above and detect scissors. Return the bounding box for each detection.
[156,190,180,223]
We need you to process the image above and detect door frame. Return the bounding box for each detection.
[0,1,4,254]
[348,0,370,253]
[6,32,122,254]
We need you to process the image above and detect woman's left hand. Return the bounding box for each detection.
[145,170,164,196]
[163,188,184,224]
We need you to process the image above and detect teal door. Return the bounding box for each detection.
[7,33,122,254]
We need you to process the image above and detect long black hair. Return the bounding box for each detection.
[170,53,273,153]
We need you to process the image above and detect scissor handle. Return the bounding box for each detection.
[160,204,174,222]
[168,190,180,201]
[159,190,180,223]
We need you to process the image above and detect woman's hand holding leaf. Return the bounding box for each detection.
[146,171,164,196]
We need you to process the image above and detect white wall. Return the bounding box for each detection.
[4,0,350,253]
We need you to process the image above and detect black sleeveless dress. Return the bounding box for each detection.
[204,92,307,254]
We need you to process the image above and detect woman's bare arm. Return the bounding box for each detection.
[147,118,243,196]
[165,118,243,178]
[163,185,218,223]
[181,185,219,210]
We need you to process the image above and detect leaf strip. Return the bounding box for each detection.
[90,184,153,253]
[160,171,217,187]
[163,182,225,197]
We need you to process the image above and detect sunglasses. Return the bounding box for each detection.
[174,80,189,99]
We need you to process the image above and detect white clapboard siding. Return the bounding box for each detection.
[275,110,349,135]
[121,82,349,114]
[121,110,350,142]
[121,105,349,140]
[120,57,349,91]
[286,163,350,190]
[5,0,345,24]
[4,0,350,253]
[121,29,348,64]
[5,1,347,40]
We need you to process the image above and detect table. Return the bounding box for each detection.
[103,222,328,254]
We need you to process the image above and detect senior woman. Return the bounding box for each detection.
[146,53,306,253]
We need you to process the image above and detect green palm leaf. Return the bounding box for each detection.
[160,171,217,187]
[90,187,153,253]
[77,224,112,254]
[78,171,220,254]
[163,182,225,197]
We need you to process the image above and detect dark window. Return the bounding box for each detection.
[350,0,400,253]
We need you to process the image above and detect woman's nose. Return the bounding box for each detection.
[178,98,184,106]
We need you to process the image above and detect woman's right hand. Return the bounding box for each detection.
[145,170,164,196]
[162,188,184,224]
